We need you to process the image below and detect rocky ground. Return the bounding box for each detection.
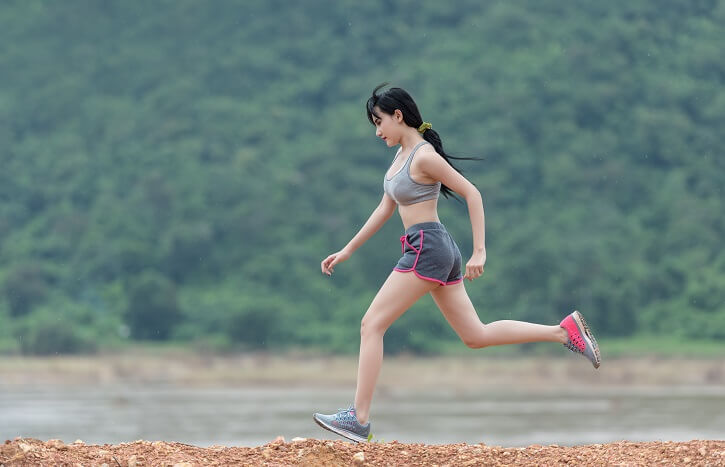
[2,437,724,466]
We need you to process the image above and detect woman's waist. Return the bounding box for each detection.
[399,210,444,234]
[402,221,447,236]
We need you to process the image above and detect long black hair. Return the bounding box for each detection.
[366,83,482,203]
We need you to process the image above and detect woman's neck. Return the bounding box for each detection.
[398,129,425,153]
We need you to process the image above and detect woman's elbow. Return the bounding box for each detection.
[464,187,482,202]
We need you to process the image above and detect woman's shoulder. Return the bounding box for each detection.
[417,142,442,160]
[413,144,454,177]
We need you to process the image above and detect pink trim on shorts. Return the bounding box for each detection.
[394,230,462,286]
[395,230,423,272]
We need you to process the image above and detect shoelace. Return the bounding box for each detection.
[336,406,354,416]
[334,406,361,427]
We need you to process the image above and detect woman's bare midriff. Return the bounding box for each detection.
[398,198,440,230]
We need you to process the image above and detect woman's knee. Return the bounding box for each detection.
[463,337,487,349]
[460,326,488,349]
[360,311,389,339]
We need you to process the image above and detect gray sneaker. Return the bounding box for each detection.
[313,406,370,443]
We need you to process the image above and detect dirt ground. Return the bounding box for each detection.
[2,437,724,466]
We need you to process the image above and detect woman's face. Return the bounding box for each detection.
[372,107,404,147]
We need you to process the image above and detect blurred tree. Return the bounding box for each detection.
[124,271,182,340]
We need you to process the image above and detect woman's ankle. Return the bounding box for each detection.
[354,408,369,425]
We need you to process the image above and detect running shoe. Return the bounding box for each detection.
[313,406,370,443]
[560,310,601,369]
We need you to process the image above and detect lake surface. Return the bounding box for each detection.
[1,383,723,447]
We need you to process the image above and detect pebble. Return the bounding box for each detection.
[73,439,85,445]
[292,437,307,443]
[18,443,33,453]
[353,451,365,465]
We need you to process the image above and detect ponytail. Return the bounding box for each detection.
[420,127,483,203]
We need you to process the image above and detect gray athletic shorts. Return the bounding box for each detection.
[394,221,463,286]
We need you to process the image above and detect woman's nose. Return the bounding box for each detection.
[376,127,382,137]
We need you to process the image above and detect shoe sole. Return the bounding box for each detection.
[312,414,367,443]
[572,310,601,369]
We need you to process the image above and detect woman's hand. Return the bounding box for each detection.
[463,250,486,281]
[321,249,351,276]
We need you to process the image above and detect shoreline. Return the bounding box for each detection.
[1,352,724,389]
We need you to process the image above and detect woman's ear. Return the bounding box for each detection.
[394,109,404,123]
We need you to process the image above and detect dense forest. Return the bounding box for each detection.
[0,0,723,355]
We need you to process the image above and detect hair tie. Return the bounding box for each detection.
[417,122,432,133]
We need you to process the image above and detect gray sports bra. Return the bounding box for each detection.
[383,141,441,205]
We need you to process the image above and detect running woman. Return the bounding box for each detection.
[313,84,600,443]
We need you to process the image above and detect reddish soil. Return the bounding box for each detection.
[2,437,724,466]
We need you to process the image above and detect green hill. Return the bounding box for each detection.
[0,0,723,354]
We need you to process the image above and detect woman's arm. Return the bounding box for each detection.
[418,147,486,280]
[321,193,397,275]
[343,193,397,254]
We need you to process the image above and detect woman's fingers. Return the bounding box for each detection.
[321,254,337,275]
[464,264,484,281]
[321,256,331,274]
[322,250,349,276]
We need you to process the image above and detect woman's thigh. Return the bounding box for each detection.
[362,270,440,333]
[429,282,483,341]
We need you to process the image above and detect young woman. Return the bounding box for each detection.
[313,84,600,443]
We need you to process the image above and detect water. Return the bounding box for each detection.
[1,383,723,447]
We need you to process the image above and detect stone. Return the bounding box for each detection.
[18,443,33,453]
[47,439,64,448]
[353,451,365,465]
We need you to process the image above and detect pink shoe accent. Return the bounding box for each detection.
[560,314,586,352]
